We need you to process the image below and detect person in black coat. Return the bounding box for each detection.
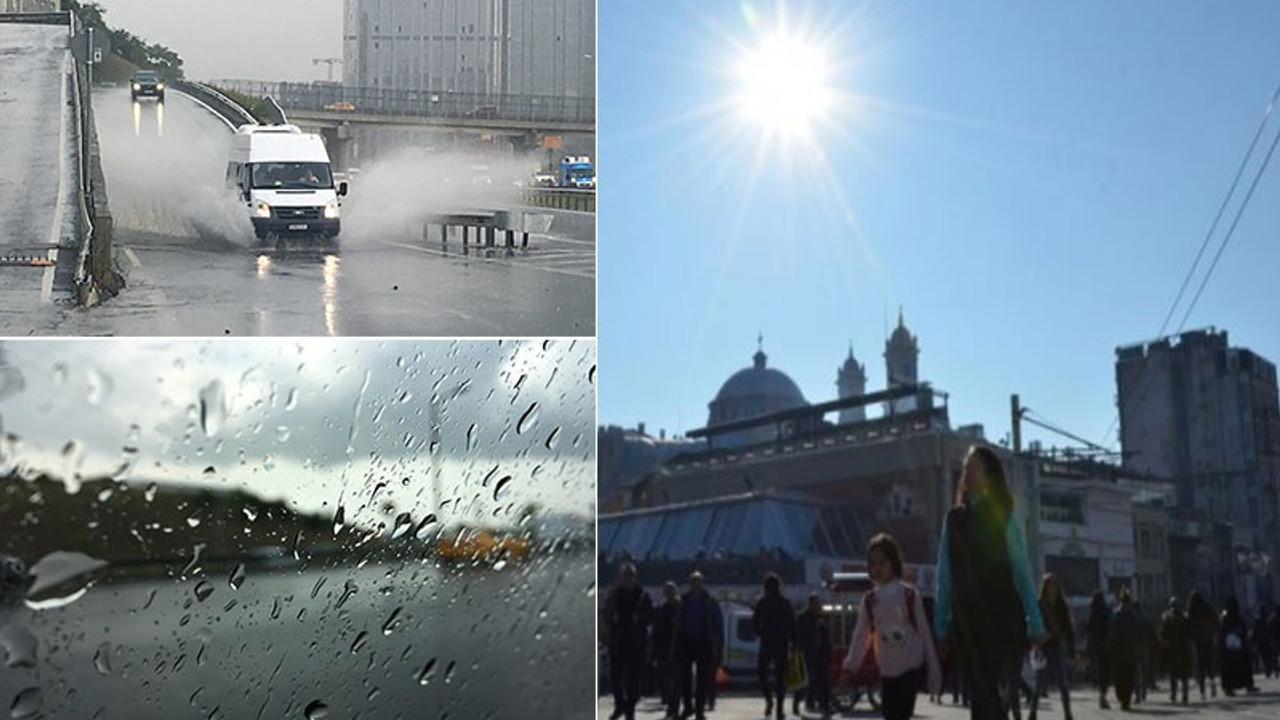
[1159,596,1192,705]
[1218,596,1259,695]
[1253,604,1276,679]
[754,572,796,720]
[1086,590,1112,709]
[794,593,833,716]
[604,563,654,720]
[652,582,682,719]
[676,571,723,720]
[1187,590,1218,700]
[1108,588,1143,711]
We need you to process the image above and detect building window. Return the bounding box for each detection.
[1041,493,1085,524]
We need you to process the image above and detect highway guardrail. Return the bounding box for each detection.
[519,187,595,213]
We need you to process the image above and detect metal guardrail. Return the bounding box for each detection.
[0,9,66,22]
[170,79,257,129]
[214,80,594,126]
[71,47,123,303]
[519,188,595,213]
[263,96,288,125]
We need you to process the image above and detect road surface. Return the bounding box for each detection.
[3,84,594,336]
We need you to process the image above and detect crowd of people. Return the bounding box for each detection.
[603,445,1280,720]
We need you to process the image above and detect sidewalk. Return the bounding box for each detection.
[599,675,1280,720]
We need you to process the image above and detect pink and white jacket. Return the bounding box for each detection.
[841,578,942,693]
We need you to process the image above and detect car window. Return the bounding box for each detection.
[0,339,596,719]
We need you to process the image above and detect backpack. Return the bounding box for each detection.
[850,585,922,685]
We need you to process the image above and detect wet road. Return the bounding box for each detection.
[0,554,594,719]
[10,87,594,337]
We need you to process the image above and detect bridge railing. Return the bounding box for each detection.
[171,79,258,129]
[213,80,594,125]
[519,188,595,214]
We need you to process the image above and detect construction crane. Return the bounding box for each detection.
[312,57,342,83]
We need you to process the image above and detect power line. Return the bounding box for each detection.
[1101,77,1280,450]
[1022,408,1109,453]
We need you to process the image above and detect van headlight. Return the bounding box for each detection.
[324,200,340,219]
[156,82,165,90]
[253,201,272,218]
[132,83,141,91]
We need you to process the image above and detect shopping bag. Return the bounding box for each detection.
[716,666,729,687]
[786,649,809,691]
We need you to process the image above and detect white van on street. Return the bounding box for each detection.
[226,124,347,245]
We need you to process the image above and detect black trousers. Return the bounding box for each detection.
[758,645,788,707]
[797,650,832,710]
[610,645,644,716]
[881,666,923,720]
[1113,662,1137,709]
[680,641,715,716]
[659,658,681,715]
[1194,639,1215,696]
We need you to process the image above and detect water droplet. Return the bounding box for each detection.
[350,631,369,654]
[270,597,281,620]
[49,363,67,385]
[391,513,413,540]
[275,426,291,442]
[24,551,109,610]
[182,544,206,579]
[493,560,508,571]
[229,564,246,591]
[93,642,112,675]
[194,581,214,602]
[335,579,358,609]
[144,483,157,502]
[414,514,439,541]
[516,402,539,434]
[242,506,258,522]
[9,687,41,720]
[285,387,299,411]
[382,606,403,636]
[398,390,413,404]
[304,701,329,720]
[588,365,597,384]
[466,424,478,452]
[444,659,457,684]
[96,487,114,502]
[545,427,561,451]
[186,515,202,528]
[0,625,38,668]
[60,439,85,494]
[332,506,346,536]
[87,367,114,405]
[199,380,227,437]
[311,577,327,600]
[416,657,437,685]
[493,476,513,502]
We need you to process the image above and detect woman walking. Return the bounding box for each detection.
[1218,596,1259,695]
[1032,574,1074,720]
[841,532,942,720]
[1085,591,1113,709]
[1186,590,1217,700]
[933,445,1046,720]
[754,572,795,720]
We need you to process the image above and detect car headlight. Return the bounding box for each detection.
[254,201,272,218]
[156,83,165,90]
[132,83,141,91]
[324,200,340,219]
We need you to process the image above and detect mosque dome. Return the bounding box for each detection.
[708,344,808,428]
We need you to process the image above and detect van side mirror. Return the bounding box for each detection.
[241,189,250,202]
[337,181,348,197]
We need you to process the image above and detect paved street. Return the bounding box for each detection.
[600,675,1280,720]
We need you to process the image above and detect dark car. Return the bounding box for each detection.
[130,69,165,102]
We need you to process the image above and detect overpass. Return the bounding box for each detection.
[212,80,594,137]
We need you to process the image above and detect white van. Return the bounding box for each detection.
[226,124,348,244]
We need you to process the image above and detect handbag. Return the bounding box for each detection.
[785,648,809,691]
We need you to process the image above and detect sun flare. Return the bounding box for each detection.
[734,29,835,137]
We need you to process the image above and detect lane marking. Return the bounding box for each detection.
[372,239,595,280]
[43,51,72,303]
[124,246,142,267]
[40,247,58,303]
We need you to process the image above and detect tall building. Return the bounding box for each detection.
[705,339,810,448]
[1116,328,1280,607]
[884,309,920,415]
[342,0,595,100]
[836,344,867,424]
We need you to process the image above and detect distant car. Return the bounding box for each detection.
[325,101,357,112]
[130,69,165,102]
[531,173,558,188]
[0,555,32,601]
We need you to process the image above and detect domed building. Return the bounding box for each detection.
[706,339,809,447]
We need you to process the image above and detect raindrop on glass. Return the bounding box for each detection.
[304,701,329,720]
[0,625,37,668]
[444,659,457,684]
[381,606,403,636]
[414,514,439,541]
[391,513,413,540]
[335,579,358,609]
[285,387,298,411]
[9,687,41,720]
[350,631,369,654]
[198,380,227,437]
[194,581,214,603]
[229,564,246,591]
[144,483,158,502]
[416,657,437,685]
[275,426,291,442]
[516,402,539,435]
[87,367,114,405]
[545,427,561,451]
[332,506,345,536]
[93,642,112,675]
[493,476,513,502]
[311,576,327,600]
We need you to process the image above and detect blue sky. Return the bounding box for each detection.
[598,0,1280,450]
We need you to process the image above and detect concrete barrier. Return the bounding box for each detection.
[72,50,123,304]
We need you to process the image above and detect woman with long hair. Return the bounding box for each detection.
[1032,574,1074,720]
[1085,591,1113,709]
[1218,596,1259,695]
[933,445,1046,720]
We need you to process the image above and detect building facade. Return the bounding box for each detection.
[1116,329,1280,609]
[342,0,595,100]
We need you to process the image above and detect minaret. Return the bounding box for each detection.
[837,342,867,424]
[884,307,919,414]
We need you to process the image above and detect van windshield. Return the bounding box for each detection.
[251,162,333,190]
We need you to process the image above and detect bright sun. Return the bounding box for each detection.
[734,29,834,137]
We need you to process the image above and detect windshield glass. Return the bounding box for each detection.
[133,72,159,81]
[251,162,333,190]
